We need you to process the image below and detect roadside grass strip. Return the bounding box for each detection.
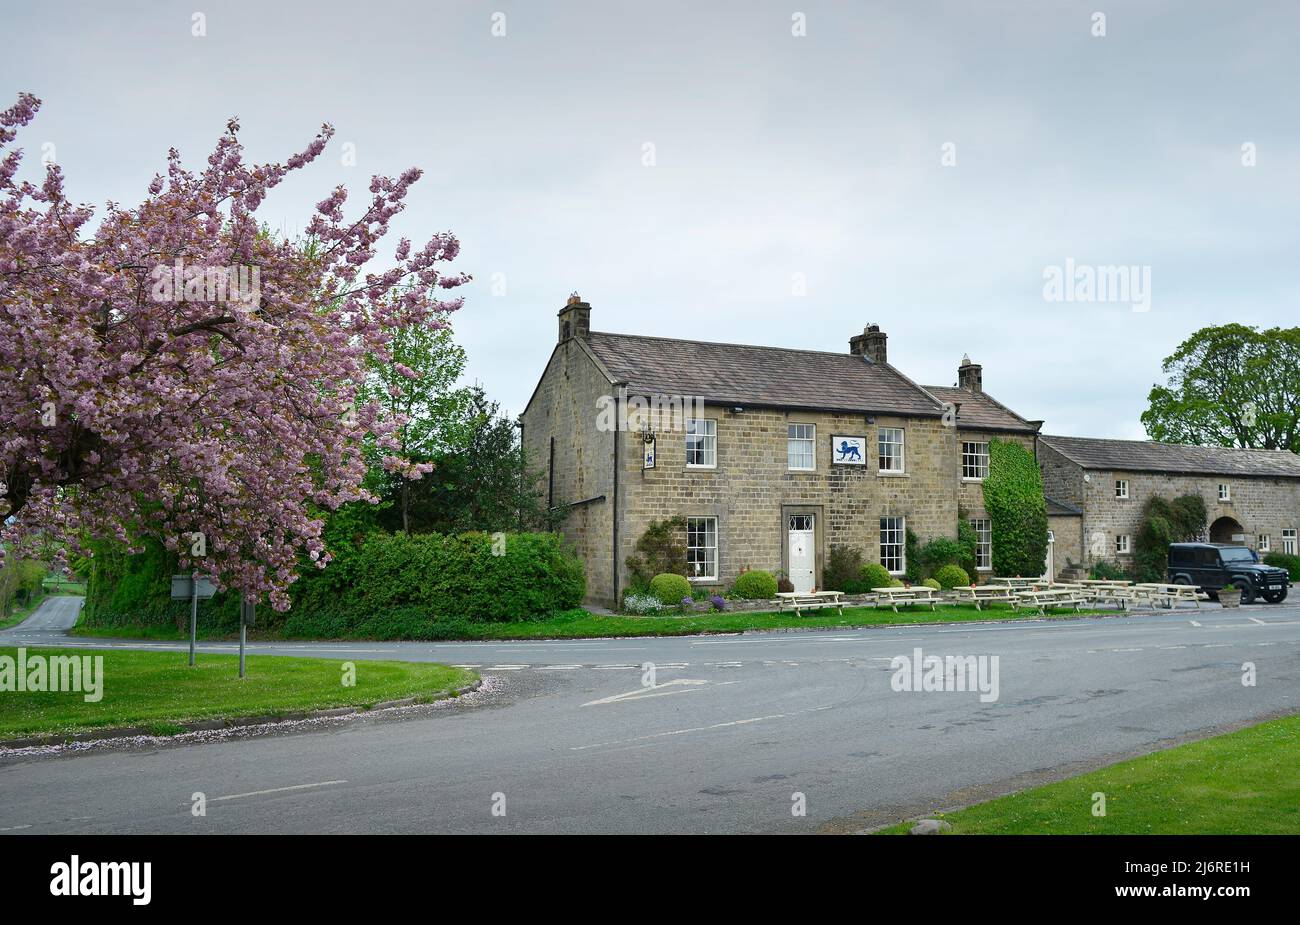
[0,646,476,740]
[71,602,1113,643]
[875,713,1300,834]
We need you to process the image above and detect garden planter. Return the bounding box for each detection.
[1218,588,1242,608]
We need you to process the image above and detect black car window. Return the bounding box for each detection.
[1219,547,1256,563]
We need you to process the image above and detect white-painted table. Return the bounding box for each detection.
[871,586,940,613]
[775,591,845,616]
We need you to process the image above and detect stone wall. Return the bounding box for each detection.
[617,404,962,595]
[520,342,616,604]
[1076,469,1300,567]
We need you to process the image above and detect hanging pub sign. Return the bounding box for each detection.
[643,434,656,469]
[831,435,867,465]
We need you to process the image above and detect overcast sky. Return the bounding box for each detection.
[4,1,1297,438]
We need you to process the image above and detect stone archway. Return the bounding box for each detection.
[1209,516,1245,544]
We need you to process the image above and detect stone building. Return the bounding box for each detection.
[521,296,1038,605]
[1037,435,1300,576]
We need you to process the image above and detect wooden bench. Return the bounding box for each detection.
[952,586,1016,610]
[775,591,845,616]
[871,586,940,613]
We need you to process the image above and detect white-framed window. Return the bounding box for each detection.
[1258,534,1271,553]
[1115,534,1131,555]
[1283,529,1296,555]
[1218,483,1230,501]
[686,516,718,581]
[961,441,989,480]
[880,516,906,574]
[1115,479,1129,499]
[970,518,992,571]
[787,423,815,471]
[685,418,716,468]
[878,427,905,473]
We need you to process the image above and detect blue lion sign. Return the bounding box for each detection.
[832,435,866,465]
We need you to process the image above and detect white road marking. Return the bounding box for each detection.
[1249,618,1268,625]
[537,665,583,671]
[1189,620,1202,627]
[1111,648,1144,652]
[0,824,32,832]
[572,704,832,751]
[488,665,529,670]
[1157,645,1186,649]
[582,678,711,707]
[591,664,638,670]
[1203,644,1230,648]
[209,780,347,803]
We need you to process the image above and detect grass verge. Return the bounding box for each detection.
[70,602,1111,642]
[0,646,476,740]
[875,713,1300,834]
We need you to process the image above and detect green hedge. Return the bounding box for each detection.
[933,564,971,589]
[982,439,1048,577]
[83,531,585,637]
[1263,552,1300,581]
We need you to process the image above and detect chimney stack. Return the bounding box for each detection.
[958,353,982,392]
[849,324,888,363]
[557,291,590,343]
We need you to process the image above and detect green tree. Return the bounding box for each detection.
[387,388,558,535]
[359,321,474,533]
[1142,324,1300,452]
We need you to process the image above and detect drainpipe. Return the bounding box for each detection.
[612,390,621,607]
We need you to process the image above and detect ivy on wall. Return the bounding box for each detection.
[1133,494,1207,582]
[982,438,1049,577]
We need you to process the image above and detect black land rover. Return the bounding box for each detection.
[1167,543,1290,604]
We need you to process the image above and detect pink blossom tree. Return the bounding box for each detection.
[0,94,469,609]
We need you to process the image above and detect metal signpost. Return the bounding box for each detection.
[239,597,255,679]
[170,574,216,666]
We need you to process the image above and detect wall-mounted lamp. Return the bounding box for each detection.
[732,406,744,413]
[865,415,876,425]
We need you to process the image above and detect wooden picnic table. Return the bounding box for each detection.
[986,576,1042,587]
[951,585,1016,610]
[1012,587,1090,615]
[1133,582,1202,609]
[1077,579,1134,587]
[871,586,940,613]
[775,590,845,616]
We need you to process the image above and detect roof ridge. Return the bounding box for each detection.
[1042,434,1297,454]
[589,329,870,362]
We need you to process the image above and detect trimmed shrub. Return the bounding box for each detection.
[859,563,893,590]
[933,564,971,589]
[733,569,777,600]
[922,578,941,591]
[1264,552,1300,581]
[648,572,692,606]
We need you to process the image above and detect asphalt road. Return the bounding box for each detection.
[1,596,1298,833]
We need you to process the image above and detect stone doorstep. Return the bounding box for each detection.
[0,678,483,751]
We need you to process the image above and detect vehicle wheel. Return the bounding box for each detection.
[1173,575,1192,585]
[1262,588,1288,604]
[1234,581,1255,605]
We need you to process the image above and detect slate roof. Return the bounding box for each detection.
[585,331,947,417]
[924,385,1039,434]
[1045,497,1084,517]
[1040,434,1300,479]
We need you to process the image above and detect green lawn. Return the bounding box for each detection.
[0,647,476,739]
[71,601,1107,641]
[875,713,1300,834]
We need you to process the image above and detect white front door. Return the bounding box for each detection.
[788,514,815,593]
[1043,529,1055,580]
